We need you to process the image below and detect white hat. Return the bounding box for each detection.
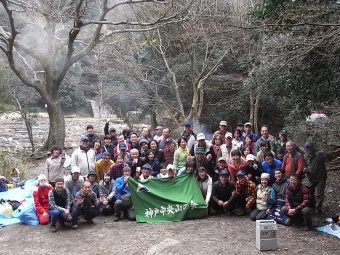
[225,132,232,138]
[260,173,270,180]
[166,164,175,171]
[197,133,205,140]
[220,120,227,126]
[244,122,252,127]
[246,154,256,161]
[71,166,81,173]
[38,174,47,181]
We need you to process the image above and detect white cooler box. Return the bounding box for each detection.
[256,219,277,251]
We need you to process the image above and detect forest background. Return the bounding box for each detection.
[1,0,340,153]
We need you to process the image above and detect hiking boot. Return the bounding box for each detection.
[304,226,314,231]
[113,215,120,222]
[72,224,78,230]
[50,225,57,233]
[285,218,293,226]
[59,221,66,228]
[86,219,94,224]
[233,207,245,216]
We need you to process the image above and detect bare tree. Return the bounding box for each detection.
[0,0,187,150]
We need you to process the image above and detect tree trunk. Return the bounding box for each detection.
[254,93,260,135]
[42,96,65,150]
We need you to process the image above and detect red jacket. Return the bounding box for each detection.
[33,185,53,214]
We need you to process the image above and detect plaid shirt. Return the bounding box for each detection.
[235,180,256,207]
[285,183,311,212]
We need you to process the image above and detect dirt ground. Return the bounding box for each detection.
[1,169,340,255]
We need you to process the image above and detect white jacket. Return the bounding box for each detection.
[71,147,96,176]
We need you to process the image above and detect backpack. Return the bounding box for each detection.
[0,179,8,192]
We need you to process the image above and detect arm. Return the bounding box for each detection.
[211,182,220,203]
[267,187,277,208]
[206,177,213,204]
[107,180,116,201]
[296,155,305,176]
[173,150,179,170]
[115,177,126,194]
[104,122,109,135]
[246,183,257,207]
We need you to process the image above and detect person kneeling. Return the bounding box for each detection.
[48,178,72,232]
[72,181,101,229]
[282,174,314,231]
[250,173,276,221]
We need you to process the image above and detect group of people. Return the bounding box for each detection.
[37,120,328,232]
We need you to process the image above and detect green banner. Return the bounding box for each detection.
[128,174,208,223]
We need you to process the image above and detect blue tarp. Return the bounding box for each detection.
[0,179,36,228]
[316,224,340,238]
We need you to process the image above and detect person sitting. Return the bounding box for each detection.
[212,157,228,183]
[110,154,128,180]
[281,174,314,231]
[232,170,256,216]
[156,163,168,178]
[87,171,99,198]
[196,167,213,208]
[166,164,176,178]
[144,149,160,177]
[33,174,53,225]
[210,170,235,215]
[98,172,116,216]
[250,173,276,221]
[177,160,196,176]
[64,166,84,203]
[72,181,102,228]
[272,168,289,201]
[262,151,282,184]
[227,150,247,184]
[114,166,135,221]
[140,163,154,180]
[95,152,114,182]
[149,140,166,163]
[244,154,263,185]
[48,178,72,232]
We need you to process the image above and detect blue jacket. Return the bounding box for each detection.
[262,159,282,183]
[115,176,130,200]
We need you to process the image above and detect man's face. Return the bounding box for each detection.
[286,142,293,153]
[226,137,232,145]
[131,150,139,159]
[103,156,110,163]
[274,170,282,181]
[184,125,191,132]
[198,170,207,179]
[165,142,172,149]
[220,175,228,184]
[123,171,131,177]
[279,134,287,141]
[147,152,155,160]
[247,160,254,167]
[142,168,150,177]
[237,175,246,185]
[118,135,125,144]
[130,134,137,143]
[163,128,170,138]
[305,147,313,155]
[80,140,89,147]
[87,128,94,134]
[142,128,149,137]
[82,182,92,195]
[55,181,64,191]
[220,125,227,131]
[265,156,274,166]
[198,139,205,146]
[218,160,227,169]
[110,130,116,136]
[141,143,148,150]
[104,138,111,145]
[72,172,80,180]
[160,167,167,175]
[290,176,300,189]
[244,126,251,133]
[168,170,175,177]
[238,126,244,132]
[156,128,163,135]
[186,166,194,173]
[276,152,284,160]
[261,127,269,138]
[116,156,124,165]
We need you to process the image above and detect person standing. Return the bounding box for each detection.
[71,135,96,177]
[304,141,328,214]
[45,145,66,187]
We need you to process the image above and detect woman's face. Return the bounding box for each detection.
[232,154,241,163]
[186,166,194,173]
[180,139,187,148]
[243,147,250,156]
[245,137,252,144]
[94,141,101,148]
[52,149,60,157]
[198,170,206,179]
[261,178,269,187]
[214,136,222,145]
[150,141,157,150]
[147,152,155,160]
[261,144,268,152]
[116,156,124,165]
[234,131,240,139]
